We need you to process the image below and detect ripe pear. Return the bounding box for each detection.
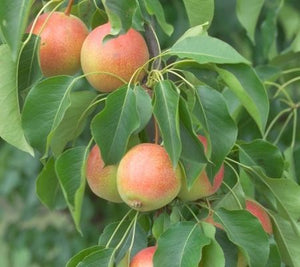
[246,199,273,234]
[27,11,89,77]
[117,143,182,212]
[178,135,224,201]
[86,145,122,203]
[80,22,149,92]
[130,246,156,267]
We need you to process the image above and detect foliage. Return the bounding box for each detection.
[1,0,300,266]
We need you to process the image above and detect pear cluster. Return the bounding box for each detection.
[86,135,225,212]
[27,12,149,91]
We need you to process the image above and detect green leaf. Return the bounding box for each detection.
[102,0,136,35]
[134,86,152,134]
[239,164,300,225]
[194,86,237,179]
[18,35,42,92]
[152,212,171,241]
[0,0,34,60]
[215,209,269,267]
[22,76,74,154]
[236,0,264,43]
[153,221,210,267]
[91,87,139,165]
[239,139,284,178]
[153,80,181,166]
[270,213,300,267]
[55,146,87,233]
[169,35,249,64]
[0,45,33,155]
[179,97,207,188]
[143,0,174,36]
[51,91,97,156]
[199,222,225,267]
[216,64,269,134]
[66,246,104,267]
[36,158,65,210]
[77,248,114,267]
[266,242,281,267]
[182,0,214,27]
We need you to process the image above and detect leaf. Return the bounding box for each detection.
[194,86,237,180]
[66,246,104,267]
[270,213,300,267]
[36,158,65,210]
[134,86,152,134]
[55,146,87,233]
[22,76,74,154]
[182,0,214,27]
[266,242,281,267]
[152,212,171,240]
[238,161,300,224]
[153,221,210,267]
[239,139,285,178]
[143,0,174,36]
[51,91,97,156]
[216,64,269,134]
[179,97,207,188]
[0,0,34,60]
[77,248,114,267]
[91,87,139,165]
[215,209,269,267]
[18,34,42,92]
[98,219,147,264]
[0,45,33,155]
[236,0,264,43]
[199,222,225,267]
[153,80,181,166]
[169,35,249,64]
[102,0,136,36]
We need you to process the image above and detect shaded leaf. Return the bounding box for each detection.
[236,0,264,43]
[22,76,74,154]
[134,86,152,134]
[36,158,65,210]
[179,97,207,188]
[216,64,269,134]
[55,146,87,233]
[143,0,174,35]
[152,212,171,241]
[239,139,284,178]
[66,246,104,267]
[0,0,34,60]
[0,45,33,155]
[51,91,97,155]
[215,209,269,267]
[153,80,181,166]
[91,87,139,165]
[270,213,300,267]
[194,86,237,180]
[154,221,210,267]
[18,34,42,92]
[182,0,214,27]
[77,248,114,267]
[102,0,136,36]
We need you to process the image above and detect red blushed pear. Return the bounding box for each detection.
[86,145,122,203]
[27,11,89,77]
[246,199,273,234]
[117,143,182,212]
[130,246,156,267]
[178,135,224,201]
[80,22,149,93]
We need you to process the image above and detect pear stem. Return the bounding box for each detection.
[64,0,74,16]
